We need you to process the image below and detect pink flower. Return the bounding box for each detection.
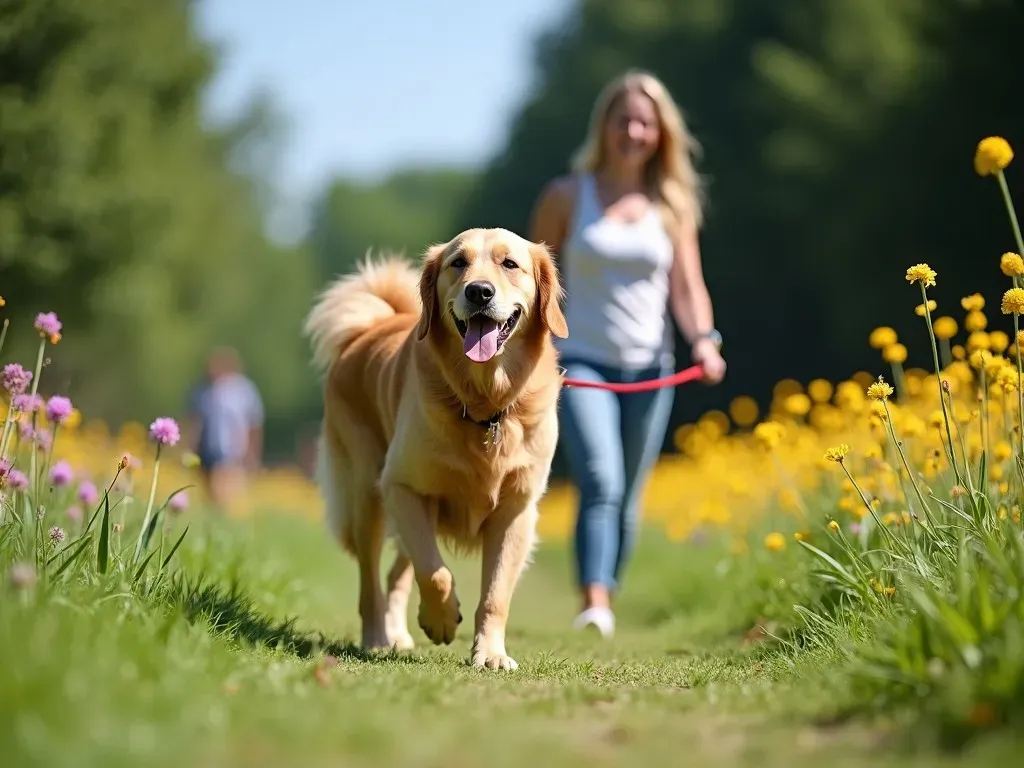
[168,491,189,512]
[35,428,52,453]
[66,505,84,524]
[12,394,42,413]
[7,469,28,492]
[45,396,73,425]
[77,481,99,506]
[1,363,32,395]
[148,417,180,447]
[49,526,65,544]
[34,312,62,338]
[49,460,73,487]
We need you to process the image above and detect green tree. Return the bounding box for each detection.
[0,0,315,440]
[309,167,477,282]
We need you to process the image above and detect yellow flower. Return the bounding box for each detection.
[867,379,895,400]
[807,379,833,403]
[969,349,992,370]
[784,393,812,417]
[933,316,958,340]
[989,330,1010,354]
[914,299,937,317]
[883,343,908,364]
[868,326,898,349]
[906,263,937,288]
[965,310,988,332]
[1001,252,1024,277]
[870,400,888,421]
[729,396,759,427]
[824,444,850,463]
[764,532,786,552]
[793,531,809,542]
[996,365,1019,392]
[753,420,785,450]
[828,520,840,533]
[974,136,1014,177]
[952,344,966,360]
[63,408,82,430]
[927,410,945,429]
[961,293,985,312]
[1001,287,1024,315]
[0,296,5,307]
[967,331,992,352]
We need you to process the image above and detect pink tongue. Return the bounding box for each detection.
[464,317,501,362]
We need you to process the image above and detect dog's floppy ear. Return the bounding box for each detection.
[416,243,447,341]
[531,241,569,339]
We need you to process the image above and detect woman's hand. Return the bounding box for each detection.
[691,338,726,384]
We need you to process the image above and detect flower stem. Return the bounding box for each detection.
[26,337,46,514]
[997,170,1024,256]
[882,400,933,528]
[920,286,966,489]
[134,445,162,563]
[939,338,952,370]
[841,461,912,556]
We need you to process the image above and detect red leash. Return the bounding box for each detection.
[562,364,706,393]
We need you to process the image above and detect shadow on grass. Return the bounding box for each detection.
[165,575,427,665]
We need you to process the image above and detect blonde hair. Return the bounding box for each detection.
[570,69,705,232]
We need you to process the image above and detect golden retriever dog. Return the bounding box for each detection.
[304,227,569,670]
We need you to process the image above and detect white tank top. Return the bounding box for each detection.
[555,172,676,370]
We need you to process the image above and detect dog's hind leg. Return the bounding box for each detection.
[384,548,415,650]
[319,423,390,650]
[350,482,390,650]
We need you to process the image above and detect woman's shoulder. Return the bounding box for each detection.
[539,174,578,202]
[534,174,582,219]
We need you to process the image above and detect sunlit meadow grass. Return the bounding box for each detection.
[2,136,1024,766]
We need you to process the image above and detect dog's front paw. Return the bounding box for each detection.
[418,567,462,645]
[471,652,519,671]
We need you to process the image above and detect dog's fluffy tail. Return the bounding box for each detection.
[304,252,421,371]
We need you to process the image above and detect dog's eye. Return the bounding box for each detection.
[502,259,519,270]
[450,257,468,269]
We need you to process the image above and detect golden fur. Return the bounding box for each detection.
[304,227,568,669]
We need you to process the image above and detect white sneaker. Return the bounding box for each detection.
[572,606,615,638]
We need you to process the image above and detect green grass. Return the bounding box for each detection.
[2,510,1023,768]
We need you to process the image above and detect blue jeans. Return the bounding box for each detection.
[558,357,676,593]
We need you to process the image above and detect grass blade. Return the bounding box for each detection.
[798,540,861,587]
[160,525,189,571]
[132,549,159,586]
[97,493,111,574]
[49,534,94,579]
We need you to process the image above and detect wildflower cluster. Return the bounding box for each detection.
[1,306,191,594]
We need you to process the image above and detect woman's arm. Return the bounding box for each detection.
[668,219,727,383]
[528,176,575,256]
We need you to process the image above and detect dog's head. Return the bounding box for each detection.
[415,228,568,364]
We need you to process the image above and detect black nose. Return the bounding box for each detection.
[464,280,495,307]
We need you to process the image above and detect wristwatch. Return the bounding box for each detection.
[692,329,723,349]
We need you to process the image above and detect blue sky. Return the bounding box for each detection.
[195,0,570,238]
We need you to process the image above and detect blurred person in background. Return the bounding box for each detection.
[184,346,265,511]
[529,69,727,638]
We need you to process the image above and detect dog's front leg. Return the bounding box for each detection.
[382,481,462,645]
[471,499,539,670]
